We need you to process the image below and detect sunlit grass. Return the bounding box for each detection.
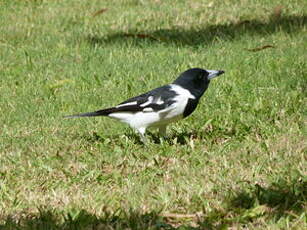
[0,0,306,229]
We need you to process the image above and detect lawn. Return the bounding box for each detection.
[0,0,306,229]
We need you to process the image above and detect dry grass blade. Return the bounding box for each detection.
[273,5,283,19]
[160,212,203,219]
[246,45,275,52]
[92,8,108,17]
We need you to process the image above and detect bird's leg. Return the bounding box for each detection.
[136,127,147,144]
[140,134,147,144]
[158,125,167,137]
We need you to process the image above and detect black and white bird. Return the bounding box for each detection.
[65,68,224,142]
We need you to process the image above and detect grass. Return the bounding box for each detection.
[0,0,306,229]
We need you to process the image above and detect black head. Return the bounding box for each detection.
[173,68,224,98]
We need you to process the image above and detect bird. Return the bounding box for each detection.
[65,68,224,143]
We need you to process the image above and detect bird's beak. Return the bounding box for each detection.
[207,70,225,80]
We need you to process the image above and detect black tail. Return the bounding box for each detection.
[64,108,115,118]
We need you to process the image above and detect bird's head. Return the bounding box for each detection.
[173,68,224,98]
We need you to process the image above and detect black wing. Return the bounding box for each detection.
[64,85,178,118]
[115,85,178,112]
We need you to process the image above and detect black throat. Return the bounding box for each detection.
[183,98,199,118]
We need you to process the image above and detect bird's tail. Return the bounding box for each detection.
[64,108,114,118]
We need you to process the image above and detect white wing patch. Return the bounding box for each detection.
[116,101,137,108]
[143,107,154,112]
[155,97,164,105]
[140,96,153,107]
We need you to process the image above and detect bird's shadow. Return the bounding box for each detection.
[87,15,306,47]
[79,131,145,145]
[80,130,203,146]
[149,131,200,145]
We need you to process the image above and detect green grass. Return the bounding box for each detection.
[0,0,306,229]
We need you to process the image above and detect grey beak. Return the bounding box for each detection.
[207,70,225,80]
